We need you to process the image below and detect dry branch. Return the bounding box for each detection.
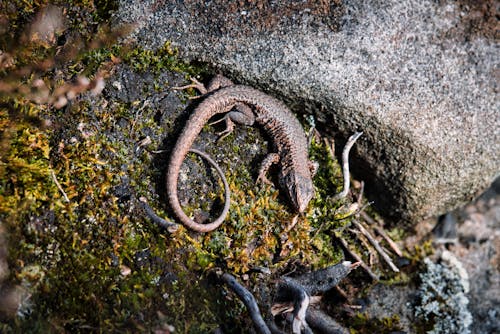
[50,169,70,203]
[335,236,379,281]
[360,212,403,257]
[352,220,399,272]
[334,132,363,200]
[138,197,179,233]
[221,273,271,334]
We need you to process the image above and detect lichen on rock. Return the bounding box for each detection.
[415,253,472,334]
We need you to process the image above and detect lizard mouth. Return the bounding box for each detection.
[285,173,314,213]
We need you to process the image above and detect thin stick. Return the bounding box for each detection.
[50,170,70,203]
[357,180,365,205]
[360,212,403,257]
[334,132,363,200]
[336,236,379,281]
[279,278,311,334]
[353,220,399,272]
[306,308,349,334]
[138,197,179,233]
[323,137,335,160]
[334,285,349,300]
[221,273,271,334]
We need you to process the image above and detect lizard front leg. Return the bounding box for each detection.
[256,153,280,185]
[210,103,255,141]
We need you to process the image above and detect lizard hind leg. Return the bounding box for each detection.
[206,74,234,92]
[172,77,208,97]
[172,74,236,98]
[257,153,281,185]
[172,74,234,98]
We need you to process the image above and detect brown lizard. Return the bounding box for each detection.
[167,75,315,232]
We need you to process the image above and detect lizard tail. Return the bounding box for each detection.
[168,148,230,232]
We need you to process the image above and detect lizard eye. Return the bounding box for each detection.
[282,172,314,213]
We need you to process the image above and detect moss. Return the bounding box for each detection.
[350,312,403,334]
[0,2,374,331]
[1,85,361,330]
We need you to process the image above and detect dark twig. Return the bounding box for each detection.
[360,212,403,257]
[334,132,363,200]
[279,278,311,334]
[138,197,179,233]
[306,308,349,334]
[221,273,271,334]
[334,285,349,300]
[336,236,379,281]
[289,261,360,296]
[353,220,399,272]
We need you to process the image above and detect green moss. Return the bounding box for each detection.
[0,3,374,330]
[350,312,403,334]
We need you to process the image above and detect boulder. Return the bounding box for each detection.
[114,0,499,224]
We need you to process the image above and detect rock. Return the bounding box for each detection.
[453,180,500,334]
[113,0,499,224]
[362,180,500,333]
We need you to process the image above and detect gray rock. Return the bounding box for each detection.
[363,181,499,333]
[114,0,499,224]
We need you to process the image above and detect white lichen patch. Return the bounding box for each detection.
[415,255,472,334]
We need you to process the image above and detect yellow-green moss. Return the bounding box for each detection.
[350,313,403,334]
[0,3,368,331]
[1,89,358,331]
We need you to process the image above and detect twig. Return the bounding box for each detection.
[284,215,300,233]
[356,181,365,205]
[138,197,179,233]
[290,261,360,296]
[354,231,376,266]
[279,278,311,334]
[335,236,379,281]
[334,132,363,200]
[353,220,399,272]
[334,286,349,300]
[323,137,335,159]
[306,308,349,334]
[361,212,403,257]
[221,273,271,334]
[50,169,70,202]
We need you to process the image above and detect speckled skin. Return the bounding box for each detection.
[167,77,314,232]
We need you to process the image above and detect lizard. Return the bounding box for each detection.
[167,75,315,232]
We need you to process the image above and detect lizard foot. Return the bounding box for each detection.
[256,173,273,185]
[257,153,280,185]
[308,160,319,176]
[210,115,235,141]
[172,77,208,98]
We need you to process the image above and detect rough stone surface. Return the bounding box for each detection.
[363,178,500,333]
[114,0,499,224]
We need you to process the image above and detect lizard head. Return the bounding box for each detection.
[280,171,315,213]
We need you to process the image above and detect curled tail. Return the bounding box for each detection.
[167,148,230,232]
